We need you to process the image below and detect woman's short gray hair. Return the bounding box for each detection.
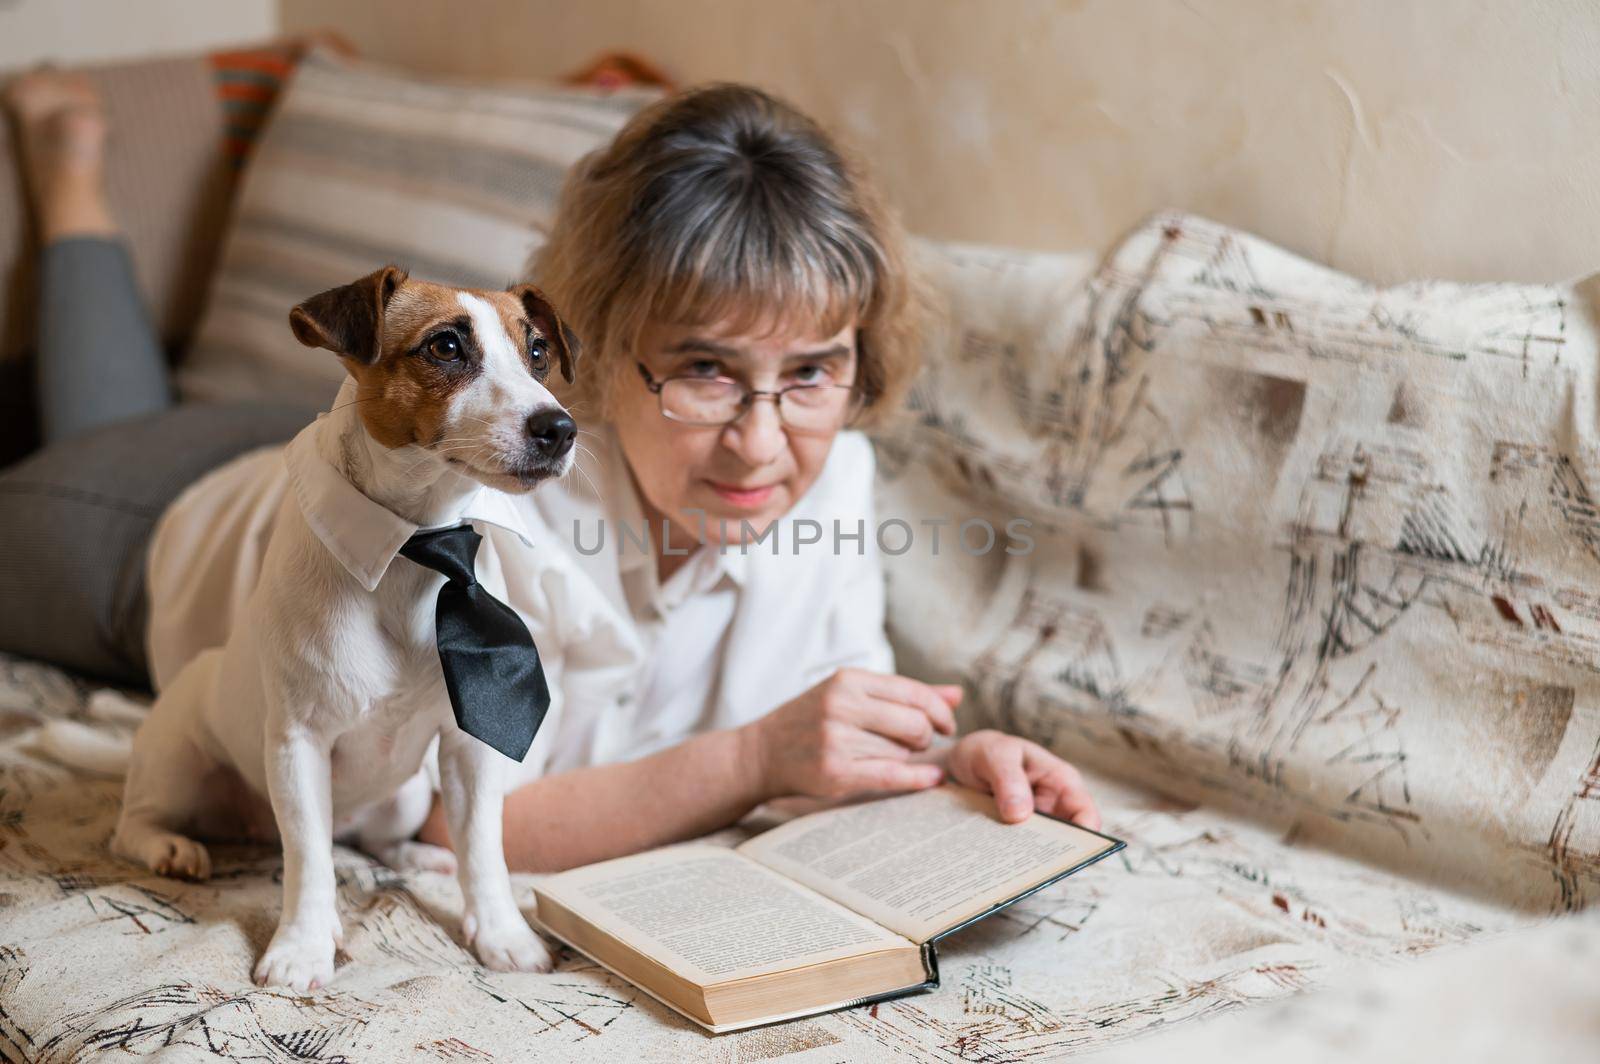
[531,83,925,427]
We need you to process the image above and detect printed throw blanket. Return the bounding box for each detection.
[879,212,1600,913]
[0,655,1536,1062]
[0,213,1594,1061]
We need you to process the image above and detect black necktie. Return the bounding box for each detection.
[399,524,549,761]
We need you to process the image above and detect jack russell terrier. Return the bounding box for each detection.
[108,266,579,991]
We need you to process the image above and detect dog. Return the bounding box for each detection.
[108,266,579,991]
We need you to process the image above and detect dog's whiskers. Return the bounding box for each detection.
[569,443,602,497]
[325,396,379,414]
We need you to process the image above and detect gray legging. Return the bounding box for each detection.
[0,237,316,687]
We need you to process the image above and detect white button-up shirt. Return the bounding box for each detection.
[521,423,896,772]
[145,404,894,789]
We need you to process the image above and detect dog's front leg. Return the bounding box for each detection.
[437,729,553,972]
[254,710,342,991]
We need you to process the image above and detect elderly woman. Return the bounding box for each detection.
[0,72,1097,873]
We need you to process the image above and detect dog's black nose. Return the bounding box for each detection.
[526,409,576,460]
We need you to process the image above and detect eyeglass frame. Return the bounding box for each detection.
[634,360,863,430]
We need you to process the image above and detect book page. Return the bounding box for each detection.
[738,784,1117,943]
[533,844,914,986]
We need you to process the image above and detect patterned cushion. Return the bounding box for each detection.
[878,215,1600,912]
[207,40,318,172]
[176,50,657,407]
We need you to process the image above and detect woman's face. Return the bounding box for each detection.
[613,313,858,549]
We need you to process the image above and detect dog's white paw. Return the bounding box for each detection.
[373,840,458,875]
[253,922,338,991]
[464,912,554,973]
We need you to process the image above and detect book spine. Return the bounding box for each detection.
[828,947,940,1015]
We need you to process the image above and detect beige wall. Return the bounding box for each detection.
[281,0,1597,285]
[0,0,277,69]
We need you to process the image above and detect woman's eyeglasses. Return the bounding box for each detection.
[635,362,861,432]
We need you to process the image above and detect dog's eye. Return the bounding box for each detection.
[427,333,462,362]
[529,337,548,365]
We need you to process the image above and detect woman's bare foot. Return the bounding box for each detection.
[4,68,117,243]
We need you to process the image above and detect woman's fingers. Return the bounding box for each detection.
[857,673,957,735]
[853,759,945,794]
[847,728,920,762]
[1027,752,1101,829]
[848,697,944,750]
[798,673,1099,822]
[973,740,1033,822]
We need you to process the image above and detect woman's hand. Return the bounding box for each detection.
[945,729,1101,829]
[743,668,961,802]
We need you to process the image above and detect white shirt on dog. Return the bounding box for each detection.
[145,420,894,789]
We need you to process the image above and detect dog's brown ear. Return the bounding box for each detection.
[510,284,581,384]
[289,266,408,365]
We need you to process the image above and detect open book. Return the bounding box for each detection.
[533,784,1123,1032]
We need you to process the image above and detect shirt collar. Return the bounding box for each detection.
[283,406,535,593]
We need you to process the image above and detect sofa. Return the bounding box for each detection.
[1,45,1596,1063]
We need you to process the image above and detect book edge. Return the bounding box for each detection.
[925,833,1127,945]
[532,911,939,1034]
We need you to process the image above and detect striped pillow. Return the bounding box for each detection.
[178,50,656,407]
